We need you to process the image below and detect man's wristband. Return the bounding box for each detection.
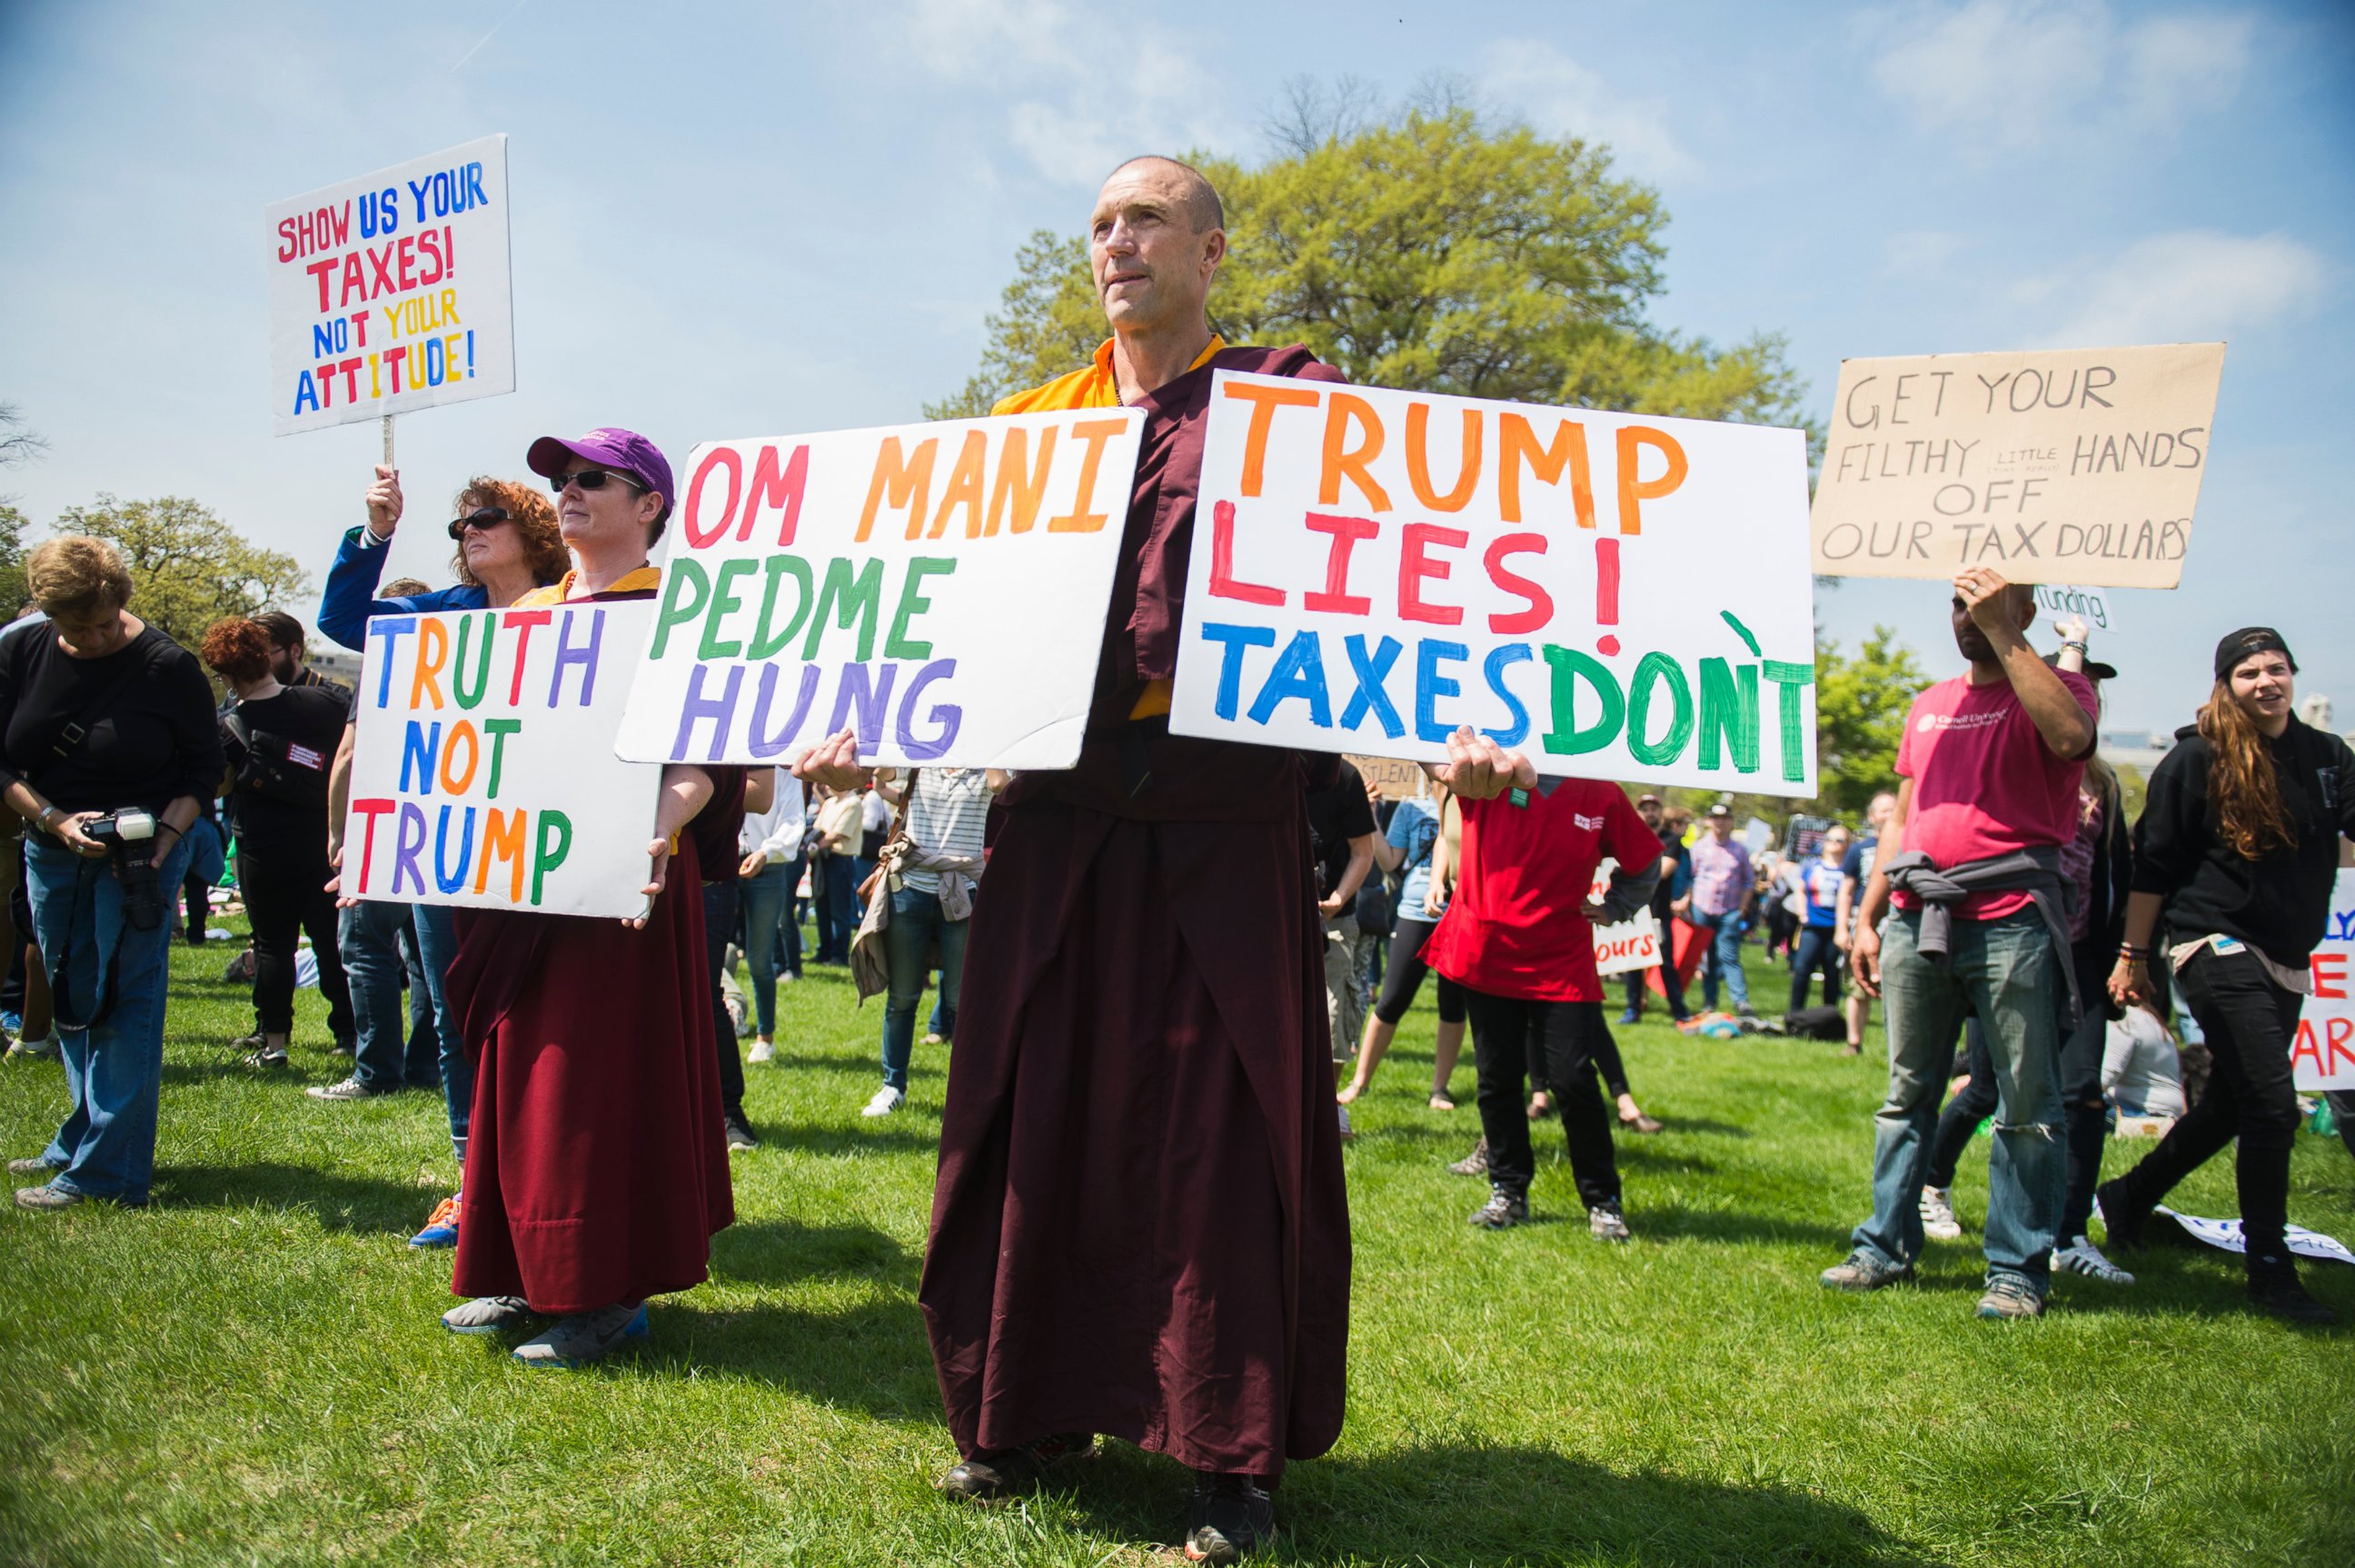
[2060,639,2090,654]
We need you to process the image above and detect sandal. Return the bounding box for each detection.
[1428,1093,1455,1111]
[1618,1112,1664,1134]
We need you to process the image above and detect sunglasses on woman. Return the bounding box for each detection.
[549,469,645,496]
[448,507,511,540]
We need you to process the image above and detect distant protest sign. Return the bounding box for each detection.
[268,134,514,435]
[614,410,1145,769]
[1169,373,1818,795]
[2031,582,2126,636]
[343,604,660,920]
[2291,869,2355,1091]
[1347,754,1426,802]
[1812,342,2224,588]
[1591,859,1662,977]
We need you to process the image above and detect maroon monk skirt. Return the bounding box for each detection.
[919,801,1351,1479]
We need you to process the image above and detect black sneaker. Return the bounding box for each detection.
[2249,1257,2337,1325]
[1447,1136,1489,1177]
[934,1433,1096,1503]
[243,1044,290,1070]
[1468,1186,1527,1228]
[1185,1472,1275,1563]
[723,1112,759,1152]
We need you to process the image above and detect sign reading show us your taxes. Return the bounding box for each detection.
[267,135,515,435]
[343,604,661,921]
[1170,373,1819,796]
[614,410,1145,769]
[1811,342,2225,588]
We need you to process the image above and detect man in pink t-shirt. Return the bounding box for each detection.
[1821,570,2098,1321]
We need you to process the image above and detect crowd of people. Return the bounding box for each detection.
[4,153,2349,1563]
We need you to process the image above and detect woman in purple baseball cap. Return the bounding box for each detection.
[437,427,748,1367]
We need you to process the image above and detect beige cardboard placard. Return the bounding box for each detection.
[1346,754,1428,802]
[1812,342,2225,588]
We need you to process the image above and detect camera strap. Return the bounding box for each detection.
[33,628,168,797]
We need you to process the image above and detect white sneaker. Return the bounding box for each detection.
[1920,1186,1963,1241]
[861,1086,905,1117]
[2052,1235,2135,1285]
[747,1038,775,1065]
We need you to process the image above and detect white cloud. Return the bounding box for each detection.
[2038,230,2328,345]
[882,0,1228,187]
[1477,41,1695,180]
[1871,1,2250,148]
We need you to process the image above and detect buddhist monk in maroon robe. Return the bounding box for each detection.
[439,428,740,1369]
[798,155,1349,1565]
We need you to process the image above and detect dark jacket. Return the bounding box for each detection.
[2130,714,2355,968]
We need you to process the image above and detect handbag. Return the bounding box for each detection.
[1354,877,1396,938]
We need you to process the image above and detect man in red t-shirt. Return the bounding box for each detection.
[1823,570,2098,1320]
[1422,768,1663,1236]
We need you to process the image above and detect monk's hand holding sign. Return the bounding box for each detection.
[792,727,871,793]
[1430,724,1536,802]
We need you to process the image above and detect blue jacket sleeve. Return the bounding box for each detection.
[319,528,491,651]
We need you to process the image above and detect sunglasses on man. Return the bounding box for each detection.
[447,507,510,540]
[549,469,646,497]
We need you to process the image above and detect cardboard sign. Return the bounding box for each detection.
[343,604,661,919]
[2292,869,2355,1091]
[1170,373,1818,795]
[1590,859,1661,976]
[268,135,515,435]
[1812,342,2224,587]
[1347,753,1427,802]
[613,411,1144,769]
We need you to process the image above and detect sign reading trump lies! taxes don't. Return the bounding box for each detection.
[614,410,1144,770]
[1170,373,1818,795]
[267,134,515,435]
[343,604,661,920]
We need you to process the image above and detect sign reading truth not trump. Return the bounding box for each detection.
[1168,372,1819,796]
[343,603,661,920]
[267,135,515,435]
[613,410,1145,770]
[1811,342,2225,588]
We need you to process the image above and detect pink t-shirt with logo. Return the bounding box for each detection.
[1891,669,2098,921]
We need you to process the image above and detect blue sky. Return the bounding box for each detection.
[1,0,2348,735]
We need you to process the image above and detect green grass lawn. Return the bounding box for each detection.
[2,923,2350,1567]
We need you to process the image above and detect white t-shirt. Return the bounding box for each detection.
[900,769,998,895]
[738,770,807,861]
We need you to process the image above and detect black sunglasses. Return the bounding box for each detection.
[549,469,645,496]
[447,507,511,540]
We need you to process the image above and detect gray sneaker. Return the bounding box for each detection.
[512,1300,649,1367]
[1819,1252,1913,1292]
[1447,1136,1489,1177]
[1976,1275,2046,1320]
[7,1156,59,1177]
[1588,1201,1632,1242]
[5,1034,57,1061]
[442,1295,534,1335]
[15,1182,84,1212]
[306,1075,396,1101]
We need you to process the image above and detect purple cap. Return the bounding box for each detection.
[526,428,674,525]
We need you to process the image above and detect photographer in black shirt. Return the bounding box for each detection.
[201,618,356,1075]
[2,538,222,1212]
[2098,629,2355,1325]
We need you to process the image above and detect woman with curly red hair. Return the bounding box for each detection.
[2097,628,2355,1325]
[315,468,565,650]
[201,616,355,1073]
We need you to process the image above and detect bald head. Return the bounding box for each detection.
[1104,155,1224,233]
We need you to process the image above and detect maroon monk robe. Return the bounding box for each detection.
[919,344,1353,1480]
[444,592,743,1316]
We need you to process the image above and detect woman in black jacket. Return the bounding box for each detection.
[2098,628,2355,1325]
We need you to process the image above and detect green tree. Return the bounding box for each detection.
[929,103,1804,423]
[1810,625,1927,818]
[54,495,309,655]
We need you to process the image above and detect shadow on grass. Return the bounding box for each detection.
[1278,1443,1950,1566]
[654,1295,941,1420]
[712,1216,918,1290]
[750,1119,942,1157]
[148,1159,423,1234]
[1636,1202,1855,1251]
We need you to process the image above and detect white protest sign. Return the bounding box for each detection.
[1170,373,1818,795]
[1591,859,1661,977]
[267,134,515,435]
[613,411,1145,769]
[2292,869,2355,1090]
[1812,342,2224,587]
[2032,582,2125,636]
[343,603,661,919]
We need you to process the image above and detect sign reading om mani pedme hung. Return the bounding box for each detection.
[613,409,1144,770]
[1170,372,1819,796]
[1811,342,2225,588]
[343,604,661,921]
[267,134,516,435]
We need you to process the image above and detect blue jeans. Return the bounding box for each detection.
[1690,908,1749,1010]
[342,899,471,1156]
[28,829,196,1206]
[1851,909,2065,1291]
[738,860,795,1037]
[880,886,969,1092]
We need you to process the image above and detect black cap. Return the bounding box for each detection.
[2044,649,2119,682]
[2213,627,2297,680]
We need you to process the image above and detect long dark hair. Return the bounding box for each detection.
[2197,679,2293,859]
